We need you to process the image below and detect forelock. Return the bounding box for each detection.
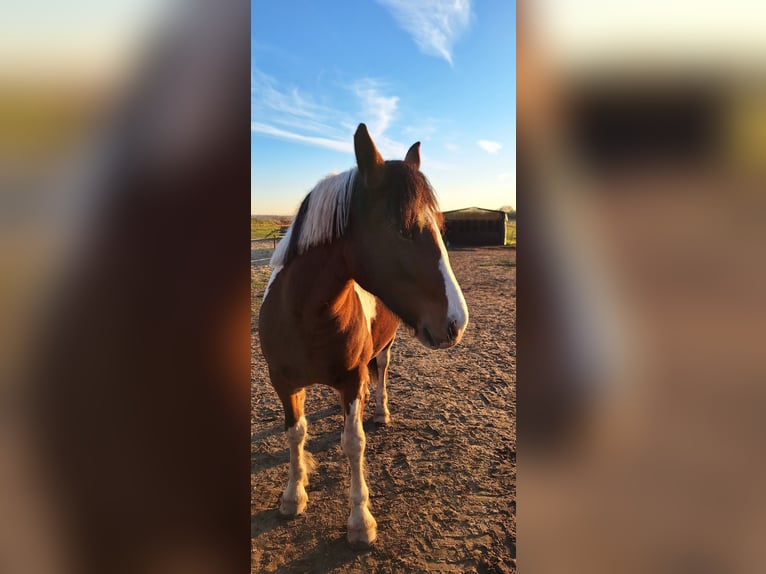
[382,161,440,231]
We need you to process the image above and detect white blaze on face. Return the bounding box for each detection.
[353,281,377,334]
[431,218,469,332]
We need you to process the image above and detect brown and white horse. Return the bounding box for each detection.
[259,123,469,547]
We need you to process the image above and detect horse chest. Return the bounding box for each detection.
[304,306,373,375]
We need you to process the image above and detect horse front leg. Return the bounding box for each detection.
[277,389,314,517]
[340,379,377,547]
[373,338,394,424]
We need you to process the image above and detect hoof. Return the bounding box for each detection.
[276,508,304,520]
[347,536,376,550]
[277,502,306,520]
[347,527,377,549]
[347,507,377,548]
[278,488,307,518]
[277,501,306,518]
[374,412,391,425]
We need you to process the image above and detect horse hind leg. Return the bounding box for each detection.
[373,339,394,424]
[278,388,315,517]
[341,380,377,547]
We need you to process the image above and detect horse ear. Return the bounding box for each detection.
[354,123,384,187]
[404,141,421,170]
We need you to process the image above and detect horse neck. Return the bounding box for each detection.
[287,239,355,310]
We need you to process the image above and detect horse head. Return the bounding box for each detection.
[347,123,469,349]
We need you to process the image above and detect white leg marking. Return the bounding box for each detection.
[353,282,377,334]
[374,346,392,424]
[279,416,311,516]
[432,220,469,334]
[341,398,377,546]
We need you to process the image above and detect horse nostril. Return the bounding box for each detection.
[448,319,458,341]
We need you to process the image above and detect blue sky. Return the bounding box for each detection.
[251,0,516,215]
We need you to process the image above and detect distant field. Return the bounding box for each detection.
[251,216,291,240]
[252,216,516,246]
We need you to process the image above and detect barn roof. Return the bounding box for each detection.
[442,207,509,220]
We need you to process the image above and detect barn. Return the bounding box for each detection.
[442,207,513,246]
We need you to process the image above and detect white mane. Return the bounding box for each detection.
[270,168,356,267]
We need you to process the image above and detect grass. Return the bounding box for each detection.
[505,221,516,247]
[251,217,291,240]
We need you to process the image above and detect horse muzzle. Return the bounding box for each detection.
[416,315,467,350]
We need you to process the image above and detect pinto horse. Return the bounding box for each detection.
[259,123,469,547]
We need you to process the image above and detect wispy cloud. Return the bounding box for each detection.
[402,118,444,142]
[477,139,503,154]
[250,122,352,153]
[351,78,398,136]
[376,0,472,65]
[252,65,412,158]
[251,67,344,136]
[349,79,407,157]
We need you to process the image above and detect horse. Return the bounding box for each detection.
[259,123,469,548]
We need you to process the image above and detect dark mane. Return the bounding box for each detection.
[285,193,311,265]
[382,161,443,232]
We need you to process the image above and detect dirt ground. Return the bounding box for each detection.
[251,242,516,573]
